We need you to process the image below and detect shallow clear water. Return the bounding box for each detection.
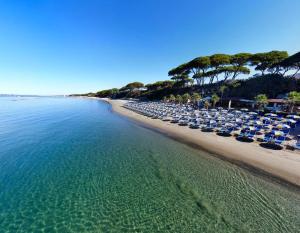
[0,97,300,233]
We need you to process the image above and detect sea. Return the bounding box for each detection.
[0,96,299,232]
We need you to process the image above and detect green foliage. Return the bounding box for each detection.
[171,74,191,88]
[124,82,144,90]
[211,93,220,107]
[254,94,268,103]
[182,93,191,103]
[219,85,227,94]
[191,92,201,103]
[146,80,174,91]
[87,50,300,103]
[254,94,268,109]
[230,53,252,66]
[175,94,183,104]
[169,94,176,102]
[168,63,189,76]
[219,85,227,104]
[210,54,231,68]
[204,100,211,109]
[250,51,288,75]
[96,88,119,98]
[287,91,300,112]
[287,91,300,102]
[279,52,300,77]
[228,74,299,99]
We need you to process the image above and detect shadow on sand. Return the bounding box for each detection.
[216,132,232,137]
[259,143,283,150]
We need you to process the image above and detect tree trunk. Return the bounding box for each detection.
[291,67,300,78]
[221,92,224,105]
[290,104,294,113]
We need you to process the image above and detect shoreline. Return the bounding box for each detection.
[100,98,300,188]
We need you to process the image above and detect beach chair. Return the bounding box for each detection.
[263,133,273,143]
[274,136,285,145]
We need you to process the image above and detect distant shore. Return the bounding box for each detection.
[92,97,300,188]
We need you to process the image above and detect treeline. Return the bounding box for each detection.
[168,51,299,87]
[74,51,300,101]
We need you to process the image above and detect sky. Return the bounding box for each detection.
[0,0,299,95]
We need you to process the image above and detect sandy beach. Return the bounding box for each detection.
[101,98,300,188]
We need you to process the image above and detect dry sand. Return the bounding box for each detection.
[101,98,300,187]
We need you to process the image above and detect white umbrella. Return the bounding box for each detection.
[262,117,271,121]
[265,113,277,117]
[287,115,300,120]
[254,120,263,125]
[284,119,296,124]
[248,112,258,115]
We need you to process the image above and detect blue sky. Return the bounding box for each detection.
[0,0,299,95]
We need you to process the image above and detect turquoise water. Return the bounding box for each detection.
[0,97,300,233]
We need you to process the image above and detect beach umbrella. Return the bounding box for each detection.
[225,123,234,127]
[271,130,284,136]
[276,124,290,129]
[234,110,242,114]
[265,113,277,117]
[248,112,258,115]
[243,126,255,131]
[287,115,300,120]
[210,109,217,112]
[284,119,296,124]
[262,117,271,121]
[236,118,243,123]
[254,120,263,125]
[241,114,250,119]
[241,108,248,111]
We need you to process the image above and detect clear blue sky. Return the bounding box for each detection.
[0,0,299,95]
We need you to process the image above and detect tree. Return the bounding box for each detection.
[287,91,300,113]
[209,54,231,83]
[211,93,220,108]
[96,88,119,98]
[230,53,252,79]
[191,93,201,104]
[219,85,227,105]
[278,52,300,77]
[124,82,144,90]
[182,93,191,103]
[146,80,174,91]
[171,74,191,88]
[217,66,235,82]
[250,51,288,75]
[169,94,176,102]
[254,94,268,110]
[175,95,183,104]
[162,96,168,102]
[168,63,189,76]
[187,56,211,85]
[204,100,211,110]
